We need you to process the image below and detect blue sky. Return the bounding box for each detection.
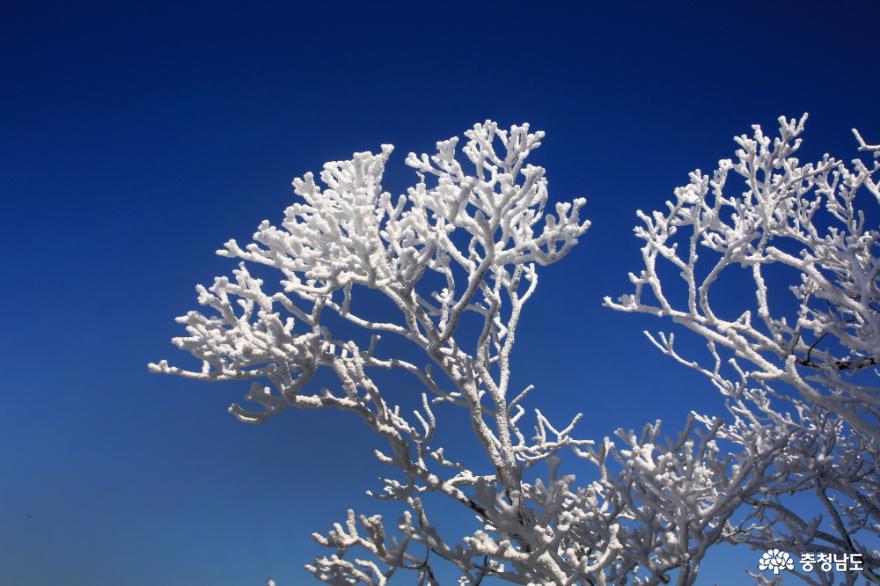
[2,1,878,584]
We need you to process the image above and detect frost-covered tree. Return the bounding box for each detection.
[152,118,878,585]
[151,122,605,584]
[607,115,880,585]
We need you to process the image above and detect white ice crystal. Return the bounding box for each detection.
[608,114,880,583]
[154,117,880,585]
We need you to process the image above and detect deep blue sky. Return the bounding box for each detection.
[2,1,878,584]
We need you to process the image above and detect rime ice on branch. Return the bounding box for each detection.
[607,115,880,584]
[152,122,619,584]
[152,117,880,585]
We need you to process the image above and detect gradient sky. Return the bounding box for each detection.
[2,1,878,584]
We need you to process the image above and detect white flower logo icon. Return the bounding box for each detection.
[759,549,794,574]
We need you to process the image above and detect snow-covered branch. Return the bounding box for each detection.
[607,114,880,582]
[152,122,644,584]
[153,116,878,584]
